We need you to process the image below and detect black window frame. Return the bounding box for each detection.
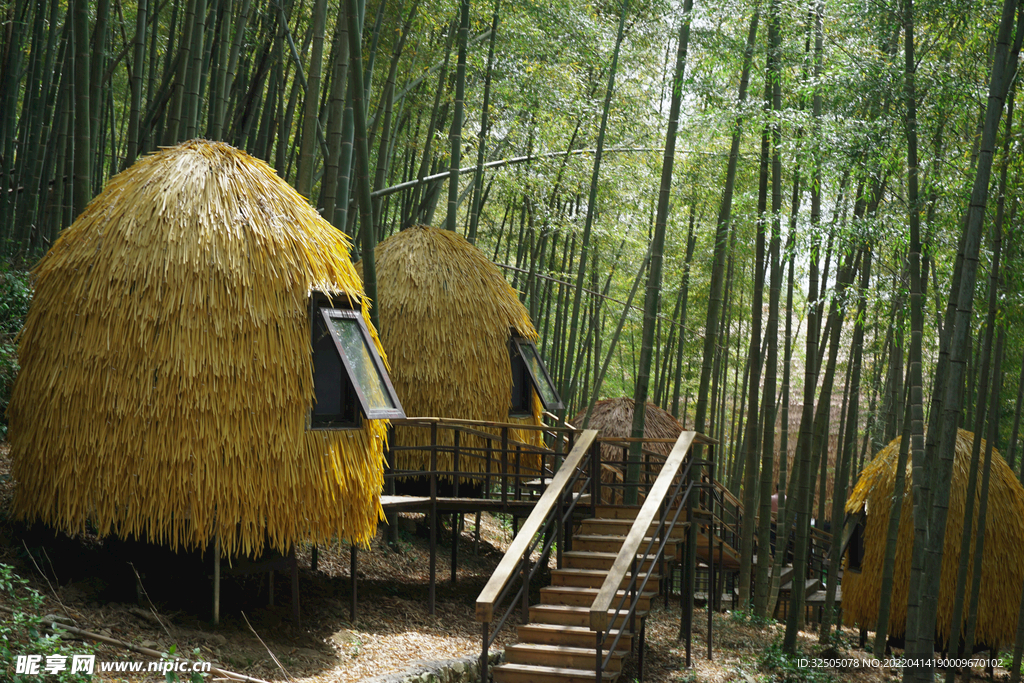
[309,294,405,429]
[509,335,564,412]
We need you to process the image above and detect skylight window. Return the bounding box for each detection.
[509,336,564,413]
[311,296,404,428]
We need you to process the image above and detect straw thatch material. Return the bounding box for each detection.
[369,225,543,478]
[571,398,683,502]
[10,140,389,557]
[572,397,682,458]
[842,429,1024,646]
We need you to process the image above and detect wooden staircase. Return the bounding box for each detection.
[491,505,683,683]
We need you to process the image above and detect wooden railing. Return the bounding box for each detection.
[588,431,712,682]
[474,429,600,682]
[382,415,579,614]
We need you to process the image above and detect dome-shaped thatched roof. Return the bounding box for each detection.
[370,225,543,476]
[571,398,683,503]
[571,397,682,449]
[10,140,388,556]
[842,429,1024,646]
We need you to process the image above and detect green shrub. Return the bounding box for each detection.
[0,265,31,440]
[1,563,94,682]
[758,640,836,683]
[729,608,776,627]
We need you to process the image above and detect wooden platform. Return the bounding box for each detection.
[379,493,597,517]
[380,495,546,516]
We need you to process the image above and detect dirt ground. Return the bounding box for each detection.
[0,446,1010,682]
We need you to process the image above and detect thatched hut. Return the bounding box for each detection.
[9,140,402,557]
[368,225,561,479]
[571,398,683,501]
[842,429,1024,647]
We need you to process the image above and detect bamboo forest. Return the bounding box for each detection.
[1,0,1024,681]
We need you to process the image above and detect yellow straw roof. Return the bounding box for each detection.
[369,225,543,477]
[10,140,388,556]
[842,428,1024,646]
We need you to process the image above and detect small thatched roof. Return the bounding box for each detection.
[10,140,388,556]
[842,429,1024,646]
[571,398,683,502]
[369,225,543,476]
[571,397,682,459]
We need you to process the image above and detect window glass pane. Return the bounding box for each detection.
[517,341,562,410]
[327,316,397,412]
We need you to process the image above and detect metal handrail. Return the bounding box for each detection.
[475,429,600,681]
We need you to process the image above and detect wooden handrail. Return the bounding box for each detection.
[475,429,598,623]
[391,415,572,432]
[713,479,743,510]
[590,431,697,632]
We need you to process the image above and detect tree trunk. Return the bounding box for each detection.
[821,248,870,641]
[558,0,630,418]
[346,0,378,329]
[296,0,327,197]
[693,5,759,437]
[72,0,92,216]
[627,0,692,504]
[907,2,1022,676]
[444,0,470,231]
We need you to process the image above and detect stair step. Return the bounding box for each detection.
[571,534,680,555]
[780,577,823,595]
[504,643,628,672]
[529,603,644,629]
[492,662,620,683]
[594,505,689,521]
[517,623,633,650]
[580,517,689,539]
[563,551,659,572]
[549,568,661,592]
[540,585,657,610]
[805,586,841,606]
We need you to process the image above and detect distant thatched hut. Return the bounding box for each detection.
[10,140,402,557]
[842,429,1024,647]
[369,225,562,479]
[571,398,683,501]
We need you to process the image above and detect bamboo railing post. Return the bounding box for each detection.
[350,545,357,622]
[485,433,493,500]
[387,426,398,547]
[480,622,489,682]
[501,428,509,507]
[638,618,647,681]
[556,480,564,569]
[596,630,604,683]
[521,552,530,622]
[623,445,629,503]
[514,445,522,500]
[630,556,638,639]
[429,421,438,615]
[709,446,715,659]
[452,429,460,585]
[591,439,600,516]
[213,534,220,625]
[513,445,522,534]
[291,546,300,625]
[453,429,460,496]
